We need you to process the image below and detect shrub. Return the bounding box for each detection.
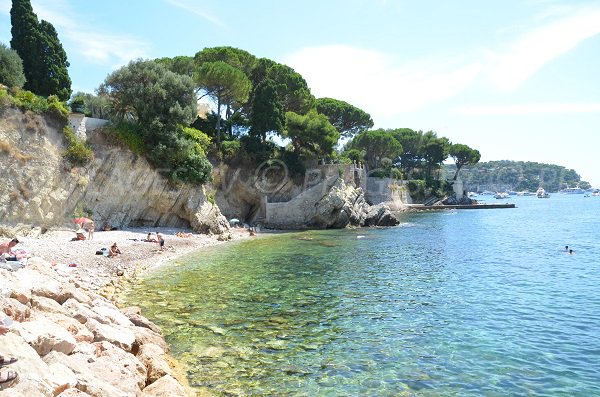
[183,127,212,155]
[390,168,403,179]
[220,140,241,160]
[62,126,93,165]
[14,89,47,113]
[407,179,427,202]
[46,95,69,122]
[111,121,145,155]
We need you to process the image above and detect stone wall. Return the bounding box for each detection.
[365,178,412,209]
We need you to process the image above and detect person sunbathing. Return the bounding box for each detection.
[175,232,192,238]
[143,233,157,242]
[108,243,122,257]
[0,239,19,256]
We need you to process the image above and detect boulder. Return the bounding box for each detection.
[85,318,135,352]
[131,326,169,355]
[50,313,95,343]
[89,301,133,327]
[31,295,69,315]
[364,203,400,227]
[0,332,61,396]
[62,299,107,325]
[137,343,172,384]
[56,389,93,397]
[0,297,31,322]
[14,317,77,356]
[123,312,162,335]
[141,375,187,397]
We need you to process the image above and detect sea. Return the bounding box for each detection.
[124,194,600,397]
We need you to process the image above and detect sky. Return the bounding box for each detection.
[1,0,599,185]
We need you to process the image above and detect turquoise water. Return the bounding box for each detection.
[125,195,600,396]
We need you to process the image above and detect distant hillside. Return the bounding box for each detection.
[444,160,590,192]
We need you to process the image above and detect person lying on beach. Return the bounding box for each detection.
[108,243,122,257]
[175,232,192,238]
[71,231,86,241]
[0,239,19,256]
[143,233,157,242]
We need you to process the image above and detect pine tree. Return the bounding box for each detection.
[10,0,72,100]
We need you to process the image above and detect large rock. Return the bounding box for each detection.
[89,299,133,327]
[0,297,31,322]
[141,375,187,397]
[15,317,77,356]
[363,203,400,227]
[0,332,65,397]
[137,343,173,384]
[85,318,135,352]
[122,307,162,335]
[131,326,169,354]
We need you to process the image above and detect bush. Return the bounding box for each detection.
[220,140,241,160]
[13,89,47,113]
[390,168,403,179]
[62,126,93,165]
[407,179,427,202]
[46,95,69,122]
[183,127,212,155]
[240,135,275,163]
[111,121,145,155]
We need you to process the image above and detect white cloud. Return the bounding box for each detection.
[164,0,225,28]
[456,102,600,116]
[284,45,481,117]
[487,6,600,92]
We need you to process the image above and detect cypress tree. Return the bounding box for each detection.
[10,0,72,100]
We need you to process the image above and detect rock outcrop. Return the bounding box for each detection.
[0,258,190,397]
[267,177,399,229]
[0,107,228,236]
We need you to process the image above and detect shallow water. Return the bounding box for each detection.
[125,195,600,396]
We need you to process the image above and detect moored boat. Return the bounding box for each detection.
[536,187,550,198]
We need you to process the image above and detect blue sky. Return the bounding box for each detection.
[1,0,599,185]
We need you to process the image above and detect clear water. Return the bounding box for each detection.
[124,195,600,396]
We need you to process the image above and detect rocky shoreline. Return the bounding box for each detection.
[0,227,252,397]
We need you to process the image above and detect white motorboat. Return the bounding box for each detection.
[536,187,550,198]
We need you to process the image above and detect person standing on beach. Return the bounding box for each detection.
[86,222,95,241]
[157,232,165,251]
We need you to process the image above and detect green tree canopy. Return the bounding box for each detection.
[315,97,373,138]
[420,132,450,179]
[10,0,71,100]
[284,110,340,156]
[0,42,25,88]
[449,143,481,180]
[155,55,195,77]
[268,63,314,114]
[98,59,211,184]
[194,61,252,144]
[350,129,403,169]
[249,78,284,141]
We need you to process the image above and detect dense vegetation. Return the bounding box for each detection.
[0,42,26,88]
[10,0,72,100]
[444,160,591,192]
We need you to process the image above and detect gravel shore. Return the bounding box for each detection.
[11,227,251,294]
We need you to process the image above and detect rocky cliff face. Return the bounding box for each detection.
[266,177,399,229]
[0,107,228,236]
